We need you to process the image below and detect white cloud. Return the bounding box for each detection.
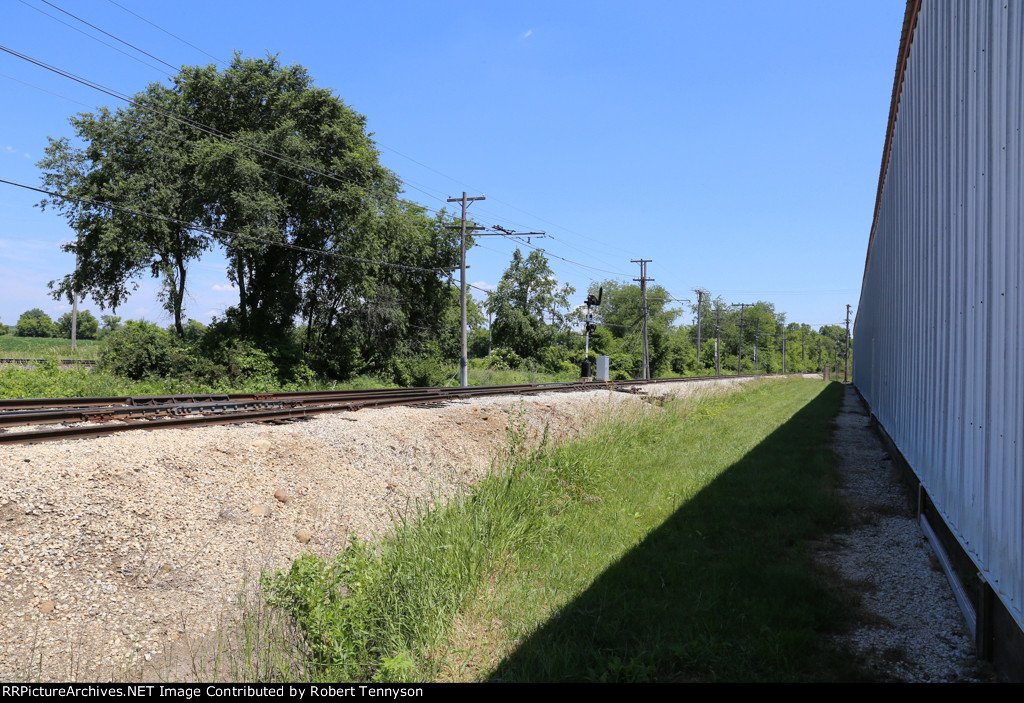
[522,29,532,39]
[470,280,496,292]
[1,145,29,158]
[212,283,238,292]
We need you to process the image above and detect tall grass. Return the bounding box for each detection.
[0,365,399,400]
[0,336,101,359]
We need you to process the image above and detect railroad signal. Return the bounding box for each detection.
[581,286,603,379]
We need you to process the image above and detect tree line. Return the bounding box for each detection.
[0,308,121,341]
[476,268,850,380]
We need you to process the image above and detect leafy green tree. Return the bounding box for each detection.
[97,314,123,341]
[57,310,99,340]
[298,202,462,380]
[819,324,850,371]
[489,249,575,360]
[38,53,406,342]
[15,309,55,338]
[38,93,208,336]
[785,322,820,373]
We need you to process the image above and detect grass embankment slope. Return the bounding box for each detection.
[262,378,865,683]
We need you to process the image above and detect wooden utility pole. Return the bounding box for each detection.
[802,329,806,372]
[447,193,486,387]
[693,288,706,370]
[443,207,546,388]
[781,326,786,374]
[68,217,82,352]
[632,260,653,379]
[754,319,760,374]
[845,303,852,383]
[715,308,722,376]
[731,303,750,375]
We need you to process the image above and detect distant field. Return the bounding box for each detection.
[0,336,102,360]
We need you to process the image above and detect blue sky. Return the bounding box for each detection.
[0,1,906,332]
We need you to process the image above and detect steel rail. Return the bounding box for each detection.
[0,383,547,412]
[0,375,767,446]
[0,358,98,365]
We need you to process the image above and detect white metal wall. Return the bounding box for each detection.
[855,0,1024,630]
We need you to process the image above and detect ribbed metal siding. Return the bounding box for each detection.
[855,0,1024,630]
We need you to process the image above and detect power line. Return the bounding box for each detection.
[0,177,456,277]
[38,0,179,72]
[4,45,635,289]
[105,0,225,64]
[497,234,631,279]
[41,4,537,237]
[4,49,614,295]
[0,44,392,202]
[15,0,171,76]
[5,40,620,275]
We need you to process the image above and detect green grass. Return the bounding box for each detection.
[466,364,578,386]
[484,379,857,682]
[0,366,396,400]
[0,335,102,359]
[259,378,867,683]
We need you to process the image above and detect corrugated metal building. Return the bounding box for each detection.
[854,0,1024,678]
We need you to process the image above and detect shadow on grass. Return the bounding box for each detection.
[488,382,869,682]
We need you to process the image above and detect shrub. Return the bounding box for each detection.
[486,347,523,371]
[100,320,184,379]
[389,348,455,388]
[538,345,580,375]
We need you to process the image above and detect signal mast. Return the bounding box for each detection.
[580,287,603,380]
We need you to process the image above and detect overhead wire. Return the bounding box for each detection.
[4,17,634,294]
[37,0,179,72]
[0,177,457,278]
[0,44,405,206]
[7,8,634,277]
[15,0,172,76]
[105,0,225,65]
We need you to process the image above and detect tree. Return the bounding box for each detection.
[489,249,575,360]
[57,310,99,340]
[819,324,849,369]
[38,93,207,336]
[38,53,404,340]
[15,309,56,338]
[297,202,462,380]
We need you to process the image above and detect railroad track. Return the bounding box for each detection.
[0,358,98,366]
[0,375,762,446]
